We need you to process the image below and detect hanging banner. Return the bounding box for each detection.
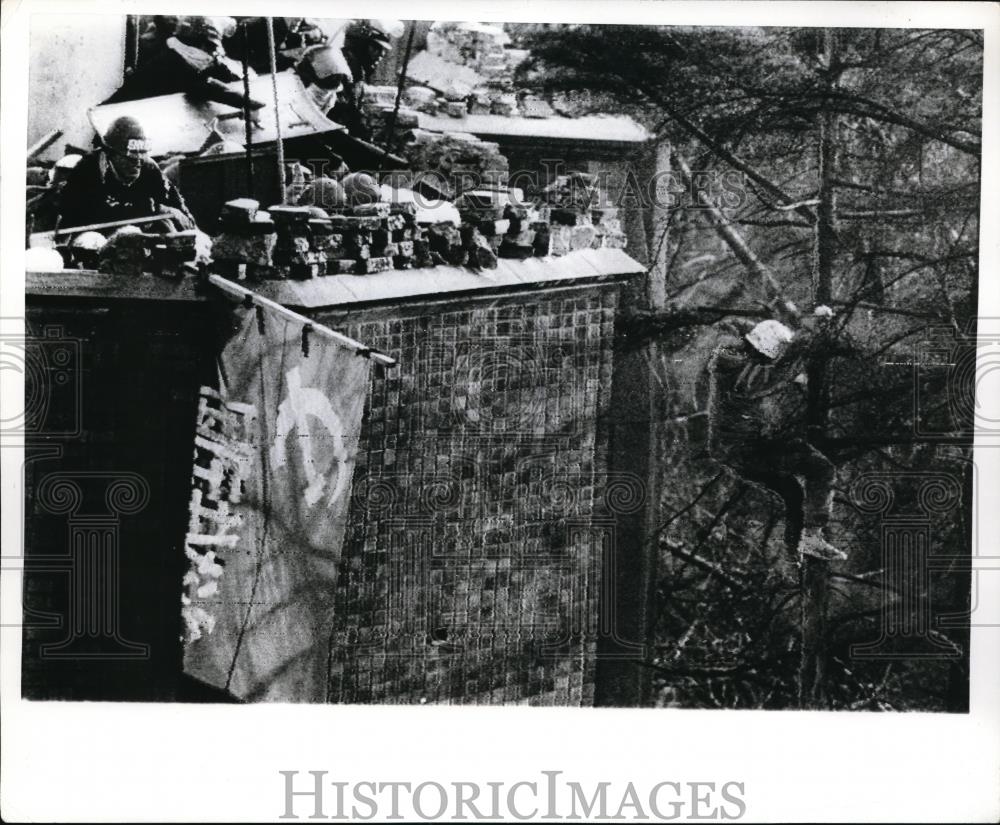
[182,304,371,702]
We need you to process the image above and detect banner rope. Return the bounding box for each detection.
[207,274,397,366]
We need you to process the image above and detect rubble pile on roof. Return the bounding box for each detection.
[425,22,516,81]
[397,130,509,198]
[48,153,627,277]
[368,21,647,145]
[400,21,539,119]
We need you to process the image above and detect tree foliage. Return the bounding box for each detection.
[517,25,981,710]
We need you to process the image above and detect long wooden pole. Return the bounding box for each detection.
[264,17,287,203]
[41,213,173,240]
[27,130,63,161]
[380,21,417,167]
[240,21,255,195]
[207,274,397,367]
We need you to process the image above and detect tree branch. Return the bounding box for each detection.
[662,538,748,593]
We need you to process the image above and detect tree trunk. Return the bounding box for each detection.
[647,140,672,310]
[799,28,841,710]
[673,154,801,325]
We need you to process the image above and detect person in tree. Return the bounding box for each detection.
[57,116,195,232]
[705,307,847,562]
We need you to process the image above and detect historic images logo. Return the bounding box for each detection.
[279,771,747,821]
[0,322,82,439]
[913,320,1000,439]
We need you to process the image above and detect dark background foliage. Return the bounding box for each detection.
[514,25,981,710]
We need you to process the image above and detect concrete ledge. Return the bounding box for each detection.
[416,111,651,145]
[25,270,205,302]
[28,248,643,307]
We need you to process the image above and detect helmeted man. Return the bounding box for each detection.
[296,43,353,116]
[705,310,846,562]
[135,15,182,67]
[57,116,195,233]
[104,16,244,104]
[223,17,327,75]
[328,19,404,139]
[26,153,82,234]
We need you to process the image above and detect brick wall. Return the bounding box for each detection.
[22,274,645,704]
[317,283,632,705]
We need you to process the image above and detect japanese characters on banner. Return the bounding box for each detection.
[182,305,372,702]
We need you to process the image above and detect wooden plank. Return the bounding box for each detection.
[26,270,205,302]
[88,71,343,157]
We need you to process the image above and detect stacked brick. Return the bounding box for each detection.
[423,21,521,115]
[148,230,202,279]
[453,179,628,261]
[210,198,277,281]
[209,170,626,282]
[402,22,552,119]
[426,22,514,82]
[322,202,414,276]
[211,197,433,279]
[535,172,628,254]
[360,85,422,143]
[537,205,628,255]
[403,130,510,198]
[97,226,204,278]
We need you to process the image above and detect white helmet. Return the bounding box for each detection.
[368,19,405,43]
[745,319,795,360]
[300,43,352,82]
[813,304,835,319]
[49,153,82,184]
[25,247,65,272]
[54,153,82,170]
[71,231,107,252]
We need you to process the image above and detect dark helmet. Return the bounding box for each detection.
[102,117,149,157]
[178,16,235,52]
[297,176,347,209]
[341,172,381,206]
[345,19,402,48]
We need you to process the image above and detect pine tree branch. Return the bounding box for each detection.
[641,86,820,226]
[662,537,748,593]
[641,660,756,679]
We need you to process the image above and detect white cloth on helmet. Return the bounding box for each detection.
[745,319,795,360]
[369,19,405,40]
